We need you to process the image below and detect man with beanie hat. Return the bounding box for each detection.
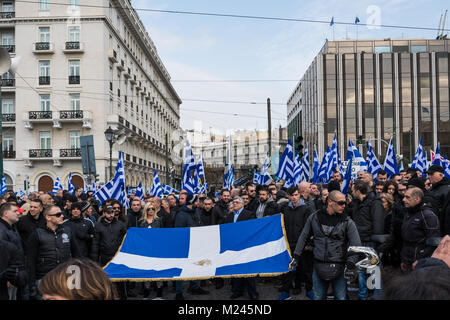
[174,194,209,299]
[62,194,78,220]
[62,202,95,258]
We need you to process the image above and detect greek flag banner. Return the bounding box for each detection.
[162,184,179,195]
[52,177,63,194]
[366,137,382,178]
[301,146,310,182]
[383,137,399,178]
[150,170,163,197]
[135,182,144,200]
[0,177,6,195]
[67,173,75,194]
[104,214,292,281]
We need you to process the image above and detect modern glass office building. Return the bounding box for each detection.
[287,39,450,164]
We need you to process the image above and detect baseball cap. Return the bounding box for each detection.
[425,165,444,175]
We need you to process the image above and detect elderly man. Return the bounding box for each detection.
[225,196,257,299]
[299,182,316,212]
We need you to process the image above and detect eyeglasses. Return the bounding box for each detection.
[47,212,63,217]
[148,208,156,211]
[112,207,121,210]
[331,199,346,206]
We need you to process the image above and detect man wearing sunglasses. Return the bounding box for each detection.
[291,190,361,300]
[27,205,81,300]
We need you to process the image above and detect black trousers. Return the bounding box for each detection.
[232,278,257,297]
[281,250,313,292]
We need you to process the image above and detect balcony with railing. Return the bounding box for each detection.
[33,42,54,54]
[0,45,15,53]
[59,148,81,158]
[2,113,15,127]
[39,76,50,85]
[3,150,15,159]
[1,78,15,87]
[63,41,84,53]
[57,109,92,128]
[0,11,15,19]
[29,149,52,158]
[68,75,80,84]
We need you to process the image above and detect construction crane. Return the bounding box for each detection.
[437,10,448,40]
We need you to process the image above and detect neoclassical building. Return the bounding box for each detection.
[2,0,182,192]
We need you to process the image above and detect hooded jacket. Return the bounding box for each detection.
[255,197,280,219]
[174,205,201,228]
[352,193,385,243]
[63,216,95,257]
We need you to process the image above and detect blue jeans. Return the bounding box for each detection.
[312,269,347,300]
[358,268,382,300]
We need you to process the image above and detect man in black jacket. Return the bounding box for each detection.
[16,199,45,253]
[27,205,81,300]
[401,187,441,272]
[351,179,385,300]
[212,189,231,225]
[127,198,143,228]
[0,203,27,300]
[224,196,258,300]
[245,184,258,213]
[426,165,450,235]
[292,190,361,300]
[278,186,314,300]
[0,239,28,300]
[199,197,214,226]
[62,202,95,258]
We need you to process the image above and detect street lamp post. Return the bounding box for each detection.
[104,126,116,181]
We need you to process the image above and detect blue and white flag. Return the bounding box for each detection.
[366,137,382,179]
[301,146,310,182]
[411,138,425,173]
[18,189,26,199]
[432,142,442,167]
[135,182,144,200]
[253,171,261,185]
[312,149,320,183]
[346,140,367,168]
[150,170,163,197]
[0,177,6,195]
[181,141,196,194]
[293,153,303,186]
[444,156,450,179]
[259,152,273,185]
[104,214,292,281]
[318,146,331,183]
[67,173,75,194]
[95,151,129,209]
[383,137,399,178]
[223,164,235,190]
[52,177,63,194]
[327,132,343,179]
[162,184,179,195]
[342,156,353,195]
[276,139,295,187]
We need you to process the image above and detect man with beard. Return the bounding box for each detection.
[255,186,279,219]
[212,189,231,225]
[401,188,441,272]
[245,184,258,213]
[199,198,214,226]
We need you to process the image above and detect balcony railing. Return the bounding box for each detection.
[1,78,15,87]
[65,41,80,50]
[29,149,52,158]
[0,12,15,19]
[0,45,15,53]
[35,42,50,51]
[2,113,15,122]
[29,111,52,120]
[39,76,50,85]
[59,110,83,119]
[3,150,15,159]
[68,75,80,84]
[60,148,81,158]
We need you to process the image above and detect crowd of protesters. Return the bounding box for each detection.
[0,163,450,301]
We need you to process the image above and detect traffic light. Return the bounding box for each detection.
[295,136,304,158]
[356,135,365,145]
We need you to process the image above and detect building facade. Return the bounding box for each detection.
[186,128,287,187]
[287,38,450,164]
[2,0,182,192]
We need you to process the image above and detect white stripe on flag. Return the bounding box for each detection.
[111,229,287,279]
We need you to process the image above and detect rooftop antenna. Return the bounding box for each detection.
[437,13,443,38]
[437,10,448,39]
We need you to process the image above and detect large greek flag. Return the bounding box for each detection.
[104,214,292,281]
[52,177,63,194]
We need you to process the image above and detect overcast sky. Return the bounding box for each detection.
[133,0,448,134]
